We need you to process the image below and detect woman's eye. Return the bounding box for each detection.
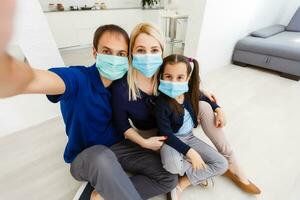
[151,49,159,53]
[118,52,127,57]
[137,49,146,53]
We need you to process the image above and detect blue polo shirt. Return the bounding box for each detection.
[47,64,124,163]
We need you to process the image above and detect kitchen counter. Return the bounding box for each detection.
[44,7,164,13]
[44,7,163,48]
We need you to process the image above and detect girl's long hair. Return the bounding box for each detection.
[158,54,200,117]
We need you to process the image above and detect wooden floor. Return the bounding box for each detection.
[0,64,300,200]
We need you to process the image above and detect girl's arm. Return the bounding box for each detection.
[156,97,207,170]
[155,97,191,155]
[0,53,65,98]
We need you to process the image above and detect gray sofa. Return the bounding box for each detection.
[232,7,300,81]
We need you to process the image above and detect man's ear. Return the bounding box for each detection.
[92,47,97,59]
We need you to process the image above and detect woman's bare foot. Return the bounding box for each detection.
[90,190,104,200]
[170,185,182,200]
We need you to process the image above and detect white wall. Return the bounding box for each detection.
[195,0,288,73]
[0,0,63,137]
[177,0,207,58]
[280,0,300,25]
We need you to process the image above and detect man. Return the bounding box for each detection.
[0,2,177,199]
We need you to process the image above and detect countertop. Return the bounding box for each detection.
[44,7,164,13]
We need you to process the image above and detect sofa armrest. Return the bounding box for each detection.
[251,24,286,38]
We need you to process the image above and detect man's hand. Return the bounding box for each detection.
[0,0,16,54]
[0,54,34,98]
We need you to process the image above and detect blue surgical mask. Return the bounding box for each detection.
[96,54,128,81]
[132,54,163,77]
[158,79,189,99]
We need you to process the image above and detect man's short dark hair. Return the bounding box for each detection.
[93,24,129,50]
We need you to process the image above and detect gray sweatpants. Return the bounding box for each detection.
[110,139,178,200]
[160,133,228,186]
[70,145,142,200]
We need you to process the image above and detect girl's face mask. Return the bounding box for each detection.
[158,64,193,99]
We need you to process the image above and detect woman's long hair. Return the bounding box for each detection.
[127,22,165,101]
[158,54,201,117]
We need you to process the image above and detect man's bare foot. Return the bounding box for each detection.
[90,190,104,200]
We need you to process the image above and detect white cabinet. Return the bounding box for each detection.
[45,9,162,48]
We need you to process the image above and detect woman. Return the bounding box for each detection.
[110,23,177,200]
[111,22,261,197]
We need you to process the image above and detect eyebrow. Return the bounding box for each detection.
[135,46,145,49]
[135,46,160,49]
[102,46,127,53]
[151,46,160,49]
[164,73,186,76]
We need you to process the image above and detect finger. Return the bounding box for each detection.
[215,119,219,127]
[157,141,163,147]
[158,136,168,141]
[219,121,224,128]
[212,95,218,103]
[192,164,196,171]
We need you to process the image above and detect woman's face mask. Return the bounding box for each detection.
[132,54,163,78]
[131,33,163,78]
[96,54,128,81]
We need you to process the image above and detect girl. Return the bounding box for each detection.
[111,23,219,199]
[156,54,228,199]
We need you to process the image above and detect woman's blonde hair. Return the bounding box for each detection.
[127,22,165,101]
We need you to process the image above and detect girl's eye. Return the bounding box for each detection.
[165,75,172,80]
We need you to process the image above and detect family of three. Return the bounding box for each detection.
[0,21,261,200]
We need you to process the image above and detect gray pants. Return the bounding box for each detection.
[70,145,142,200]
[160,133,228,186]
[110,139,178,200]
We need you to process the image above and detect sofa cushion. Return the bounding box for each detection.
[287,7,300,32]
[235,31,300,61]
[251,25,286,38]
